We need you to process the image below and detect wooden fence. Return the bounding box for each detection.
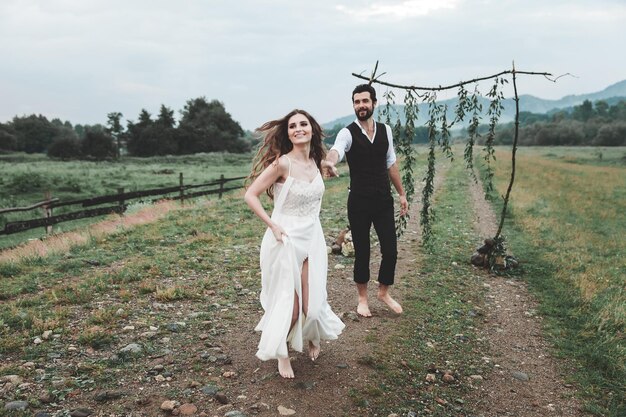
[0,174,245,236]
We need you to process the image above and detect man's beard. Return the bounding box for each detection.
[355,107,373,121]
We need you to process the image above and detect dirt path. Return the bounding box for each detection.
[465,176,581,416]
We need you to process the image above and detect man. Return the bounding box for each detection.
[324,84,408,317]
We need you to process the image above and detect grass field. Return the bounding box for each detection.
[485,146,626,415]
[0,153,253,249]
[0,146,624,415]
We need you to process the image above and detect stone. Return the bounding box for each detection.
[179,403,198,415]
[442,373,455,383]
[336,363,349,369]
[123,325,135,331]
[512,371,529,381]
[120,343,142,354]
[249,402,270,412]
[224,411,247,417]
[42,330,53,340]
[4,401,29,411]
[155,374,166,382]
[34,413,52,417]
[22,361,36,368]
[469,375,484,381]
[161,400,177,411]
[201,384,219,396]
[278,405,296,415]
[94,390,124,402]
[215,393,229,404]
[425,373,436,383]
[2,374,23,384]
[222,371,236,378]
[70,408,93,417]
[34,337,43,344]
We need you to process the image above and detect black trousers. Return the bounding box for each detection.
[347,192,397,286]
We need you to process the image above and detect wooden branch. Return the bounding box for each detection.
[495,63,520,239]
[352,69,556,92]
[0,198,59,214]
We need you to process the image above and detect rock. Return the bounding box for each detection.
[166,323,181,332]
[94,390,125,402]
[22,361,36,369]
[120,343,142,354]
[388,414,400,417]
[278,405,296,415]
[42,330,53,340]
[336,363,349,369]
[425,373,436,383]
[4,401,29,411]
[222,371,236,378]
[179,403,198,415]
[39,392,55,403]
[34,337,43,344]
[34,412,52,417]
[250,402,270,412]
[215,393,229,404]
[334,263,345,269]
[341,241,354,257]
[442,373,455,383]
[1,375,23,384]
[201,385,219,396]
[18,382,32,390]
[155,374,166,382]
[224,411,247,417]
[435,397,447,405]
[116,308,125,316]
[123,325,135,331]
[161,400,177,411]
[70,408,93,417]
[512,371,529,381]
[469,375,484,382]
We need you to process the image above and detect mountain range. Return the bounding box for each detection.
[323,79,626,128]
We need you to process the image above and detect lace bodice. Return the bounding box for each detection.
[274,174,324,217]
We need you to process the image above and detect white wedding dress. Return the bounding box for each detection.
[255,157,345,360]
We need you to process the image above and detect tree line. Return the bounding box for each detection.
[482,99,626,146]
[0,97,252,159]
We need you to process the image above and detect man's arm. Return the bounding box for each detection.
[322,149,340,177]
[388,162,408,216]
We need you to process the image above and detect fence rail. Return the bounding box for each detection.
[0,174,245,236]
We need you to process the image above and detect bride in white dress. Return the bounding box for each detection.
[244,109,345,378]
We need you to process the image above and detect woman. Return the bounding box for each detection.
[244,109,345,379]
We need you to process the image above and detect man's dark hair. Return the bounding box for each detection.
[352,84,377,103]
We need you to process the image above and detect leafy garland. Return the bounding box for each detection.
[361,62,560,249]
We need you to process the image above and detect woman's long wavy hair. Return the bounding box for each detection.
[246,109,326,199]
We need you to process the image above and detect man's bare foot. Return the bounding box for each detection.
[357,301,372,317]
[377,292,403,314]
[278,357,294,378]
[308,341,321,361]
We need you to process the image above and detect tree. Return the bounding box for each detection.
[126,109,154,156]
[81,129,117,160]
[11,114,60,153]
[156,105,176,128]
[0,123,18,152]
[178,97,248,153]
[106,112,124,157]
[572,100,594,122]
[47,137,82,159]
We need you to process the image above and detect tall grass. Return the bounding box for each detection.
[0,152,253,249]
[486,146,625,415]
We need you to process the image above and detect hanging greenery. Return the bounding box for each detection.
[359,61,564,266]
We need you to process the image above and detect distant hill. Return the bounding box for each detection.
[323,79,626,128]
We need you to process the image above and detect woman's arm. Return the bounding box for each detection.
[244,157,288,241]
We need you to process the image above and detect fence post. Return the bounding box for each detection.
[219,174,225,199]
[117,188,125,213]
[179,172,184,205]
[43,191,53,235]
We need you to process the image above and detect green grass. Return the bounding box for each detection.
[483,146,626,416]
[0,152,253,249]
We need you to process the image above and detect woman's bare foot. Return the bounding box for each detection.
[278,357,294,378]
[377,285,403,314]
[308,341,321,361]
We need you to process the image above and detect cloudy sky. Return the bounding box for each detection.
[1,0,624,130]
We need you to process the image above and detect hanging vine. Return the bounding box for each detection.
[353,61,563,255]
